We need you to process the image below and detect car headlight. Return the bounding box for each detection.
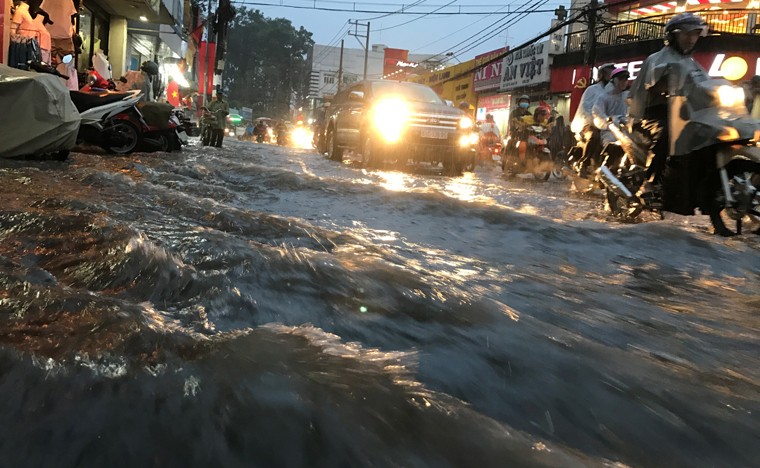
[459,116,473,130]
[717,85,745,108]
[458,132,479,148]
[372,98,408,143]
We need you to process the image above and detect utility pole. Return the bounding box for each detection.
[349,20,370,80]
[337,39,344,91]
[585,0,598,68]
[203,0,214,108]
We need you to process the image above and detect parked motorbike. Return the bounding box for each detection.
[68,89,145,154]
[132,104,188,152]
[597,65,760,235]
[502,124,554,181]
[0,62,79,160]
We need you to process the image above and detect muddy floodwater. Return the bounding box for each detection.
[0,140,758,467]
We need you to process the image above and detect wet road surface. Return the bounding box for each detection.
[0,139,758,467]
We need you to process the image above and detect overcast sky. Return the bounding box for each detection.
[233,1,565,62]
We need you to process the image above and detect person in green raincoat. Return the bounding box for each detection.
[207,91,230,148]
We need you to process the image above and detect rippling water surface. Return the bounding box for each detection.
[0,141,758,467]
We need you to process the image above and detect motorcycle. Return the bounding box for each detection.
[0,62,79,160]
[135,104,188,152]
[597,65,760,235]
[68,89,145,154]
[478,134,502,166]
[502,123,554,181]
[200,107,219,147]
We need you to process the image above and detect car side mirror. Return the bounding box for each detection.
[348,91,364,102]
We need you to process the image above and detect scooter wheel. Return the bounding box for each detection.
[105,120,141,155]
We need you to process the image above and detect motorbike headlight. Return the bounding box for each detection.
[717,85,745,108]
[459,116,473,130]
[372,98,409,143]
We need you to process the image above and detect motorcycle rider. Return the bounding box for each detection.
[478,113,501,165]
[571,63,615,172]
[628,12,709,195]
[511,95,532,121]
[592,67,630,146]
[207,91,230,148]
[516,106,551,162]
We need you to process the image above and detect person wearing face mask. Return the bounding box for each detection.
[592,67,630,146]
[512,95,531,120]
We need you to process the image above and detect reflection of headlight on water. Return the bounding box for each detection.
[717,85,745,108]
[291,127,313,148]
[373,98,409,143]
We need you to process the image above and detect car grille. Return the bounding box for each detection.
[407,113,460,130]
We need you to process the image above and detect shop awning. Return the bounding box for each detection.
[94,0,180,26]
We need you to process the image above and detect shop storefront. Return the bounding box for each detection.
[78,1,111,73]
[476,93,510,136]
[473,47,509,128]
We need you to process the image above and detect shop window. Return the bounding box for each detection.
[77,8,92,72]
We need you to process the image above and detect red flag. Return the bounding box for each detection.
[197,41,216,96]
[190,22,205,45]
[167,80,181,107]
[569,66,591,121]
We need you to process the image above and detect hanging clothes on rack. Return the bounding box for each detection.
[8,36,42,70]
[9,2,42,69]
[33,16,52,63]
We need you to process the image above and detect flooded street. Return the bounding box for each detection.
[1,139,758,467]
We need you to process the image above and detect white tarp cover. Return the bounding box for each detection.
[0,64,80,158]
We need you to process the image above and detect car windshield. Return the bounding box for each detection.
[371,82,442,104]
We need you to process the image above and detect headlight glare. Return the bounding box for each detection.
[717,85,745,108]
[459,116,473,129]
[373,98,408,142]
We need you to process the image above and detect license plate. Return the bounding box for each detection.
[421,128,447,139]
[177,130,189,144]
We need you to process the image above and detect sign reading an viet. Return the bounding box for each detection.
[500,40,551,92]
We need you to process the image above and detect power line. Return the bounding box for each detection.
[436,5,589,86]
[421,0,535,64]
[374,0,455,32]
[230,1,571,15]
[409,1,514,53]
[449,0,549,60]
[359,0,428,21]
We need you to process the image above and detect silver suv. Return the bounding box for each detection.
[323,80,475,175]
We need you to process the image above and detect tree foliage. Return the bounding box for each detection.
[223,8,313,118]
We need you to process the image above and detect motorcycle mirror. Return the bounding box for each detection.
[62,54,73,64]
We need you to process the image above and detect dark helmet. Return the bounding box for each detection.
[665,13,708,53]
[458,101,470,111]
[518,94,530,103]
[665,12,708,34]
